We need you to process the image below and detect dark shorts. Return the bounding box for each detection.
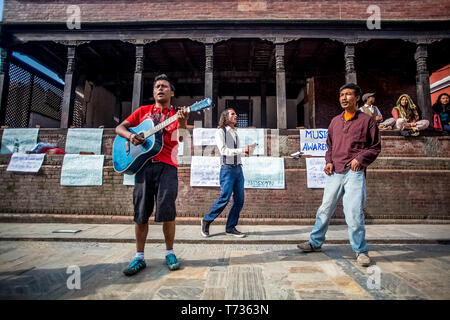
[133,161,178,224]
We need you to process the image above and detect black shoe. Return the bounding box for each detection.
[201,219,211,237]
[297,241,322,253]
[226,228,246,238]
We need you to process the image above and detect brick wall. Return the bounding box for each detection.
[0,155,449,223]
[0,129,449,224]
[3,0,450,23]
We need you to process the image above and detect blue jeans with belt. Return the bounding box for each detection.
[203,164,245,232]
[309,169,368,255]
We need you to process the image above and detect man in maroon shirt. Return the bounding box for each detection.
[115,74,188,276]
[298,83,381,267]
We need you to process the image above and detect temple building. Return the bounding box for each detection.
[1,1,449,129]
[0,1,449,223]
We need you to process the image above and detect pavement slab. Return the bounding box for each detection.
[0,241,449,300]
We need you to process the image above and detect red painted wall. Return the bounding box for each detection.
[430,65,450,105]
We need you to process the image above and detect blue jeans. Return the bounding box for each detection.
[203,165,245,232]
[309,170,368,255]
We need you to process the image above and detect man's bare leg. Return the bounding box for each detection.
[163,220,179,270]
[135,223,149,253]
[122,223,148,276]
[163,221,175,250]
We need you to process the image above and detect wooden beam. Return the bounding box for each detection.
[275,43,287,129]
[39,43,66,68]
[178,42,197,72]
[267,47,275,72]
[61,46,77,128]
[159,42,185,71]
[131,44,144,112]
[415,44,433,125]
[224,42,234,71]
[110,42,135,69]
[248,41,256,72]
[86,45,102,60]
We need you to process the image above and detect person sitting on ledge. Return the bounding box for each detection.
[360,92,383,123]
[379,94,430,134]
[391,94,429,136]
[432,92,450,133]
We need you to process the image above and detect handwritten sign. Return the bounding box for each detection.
[193,128,217,146]
[242,157,284,189]
[190,156,285,189]
[299,129,328,156]
[0,128,39,154]
[306,157,327,189]
[60,154,104,186]
[190,156,221,187]
[237,128,265,155]
[193,128,265,156]
[65,128,104,155]
[6,153,45,173]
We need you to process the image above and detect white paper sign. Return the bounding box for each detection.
[306,157,327,189]
[193,128,217,146]
[65,128,104,155]
[178,141,184,156]
[242,157,284,189]
[190,156,285,189]
[61,154,104,186]
[0,128,39,154]
[6,153,45,173]
[300,129,328,156]
[123,173,135,186]
[237,128,265,155]
[190,156,221,187]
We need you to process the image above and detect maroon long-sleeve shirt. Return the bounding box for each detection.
[325,110,381,174]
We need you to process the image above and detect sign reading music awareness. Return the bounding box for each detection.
[299,129,328,156]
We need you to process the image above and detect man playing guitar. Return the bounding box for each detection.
[115,74,188,276]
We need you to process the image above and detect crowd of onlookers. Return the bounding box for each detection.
[359,92,450,136]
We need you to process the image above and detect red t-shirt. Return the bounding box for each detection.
[126,104,179,168]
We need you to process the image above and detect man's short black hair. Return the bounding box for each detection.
[339,83,361,98]
[154,74,175,91]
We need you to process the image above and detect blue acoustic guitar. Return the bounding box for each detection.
[113,97,213,174]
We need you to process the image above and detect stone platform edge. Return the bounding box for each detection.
[0,213,449,225]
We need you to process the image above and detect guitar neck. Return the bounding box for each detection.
[143,107,190,138]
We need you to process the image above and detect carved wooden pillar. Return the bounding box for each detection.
[344,44,357,84]
[275,43,287,129]
[61,45,77,128]
[132,43,144,112]
[415,43,433,125]
[204,43,214,128]
[0,48,11,125]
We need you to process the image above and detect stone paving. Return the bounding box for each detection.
[1,223,450,243]
[0,241,449,300]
